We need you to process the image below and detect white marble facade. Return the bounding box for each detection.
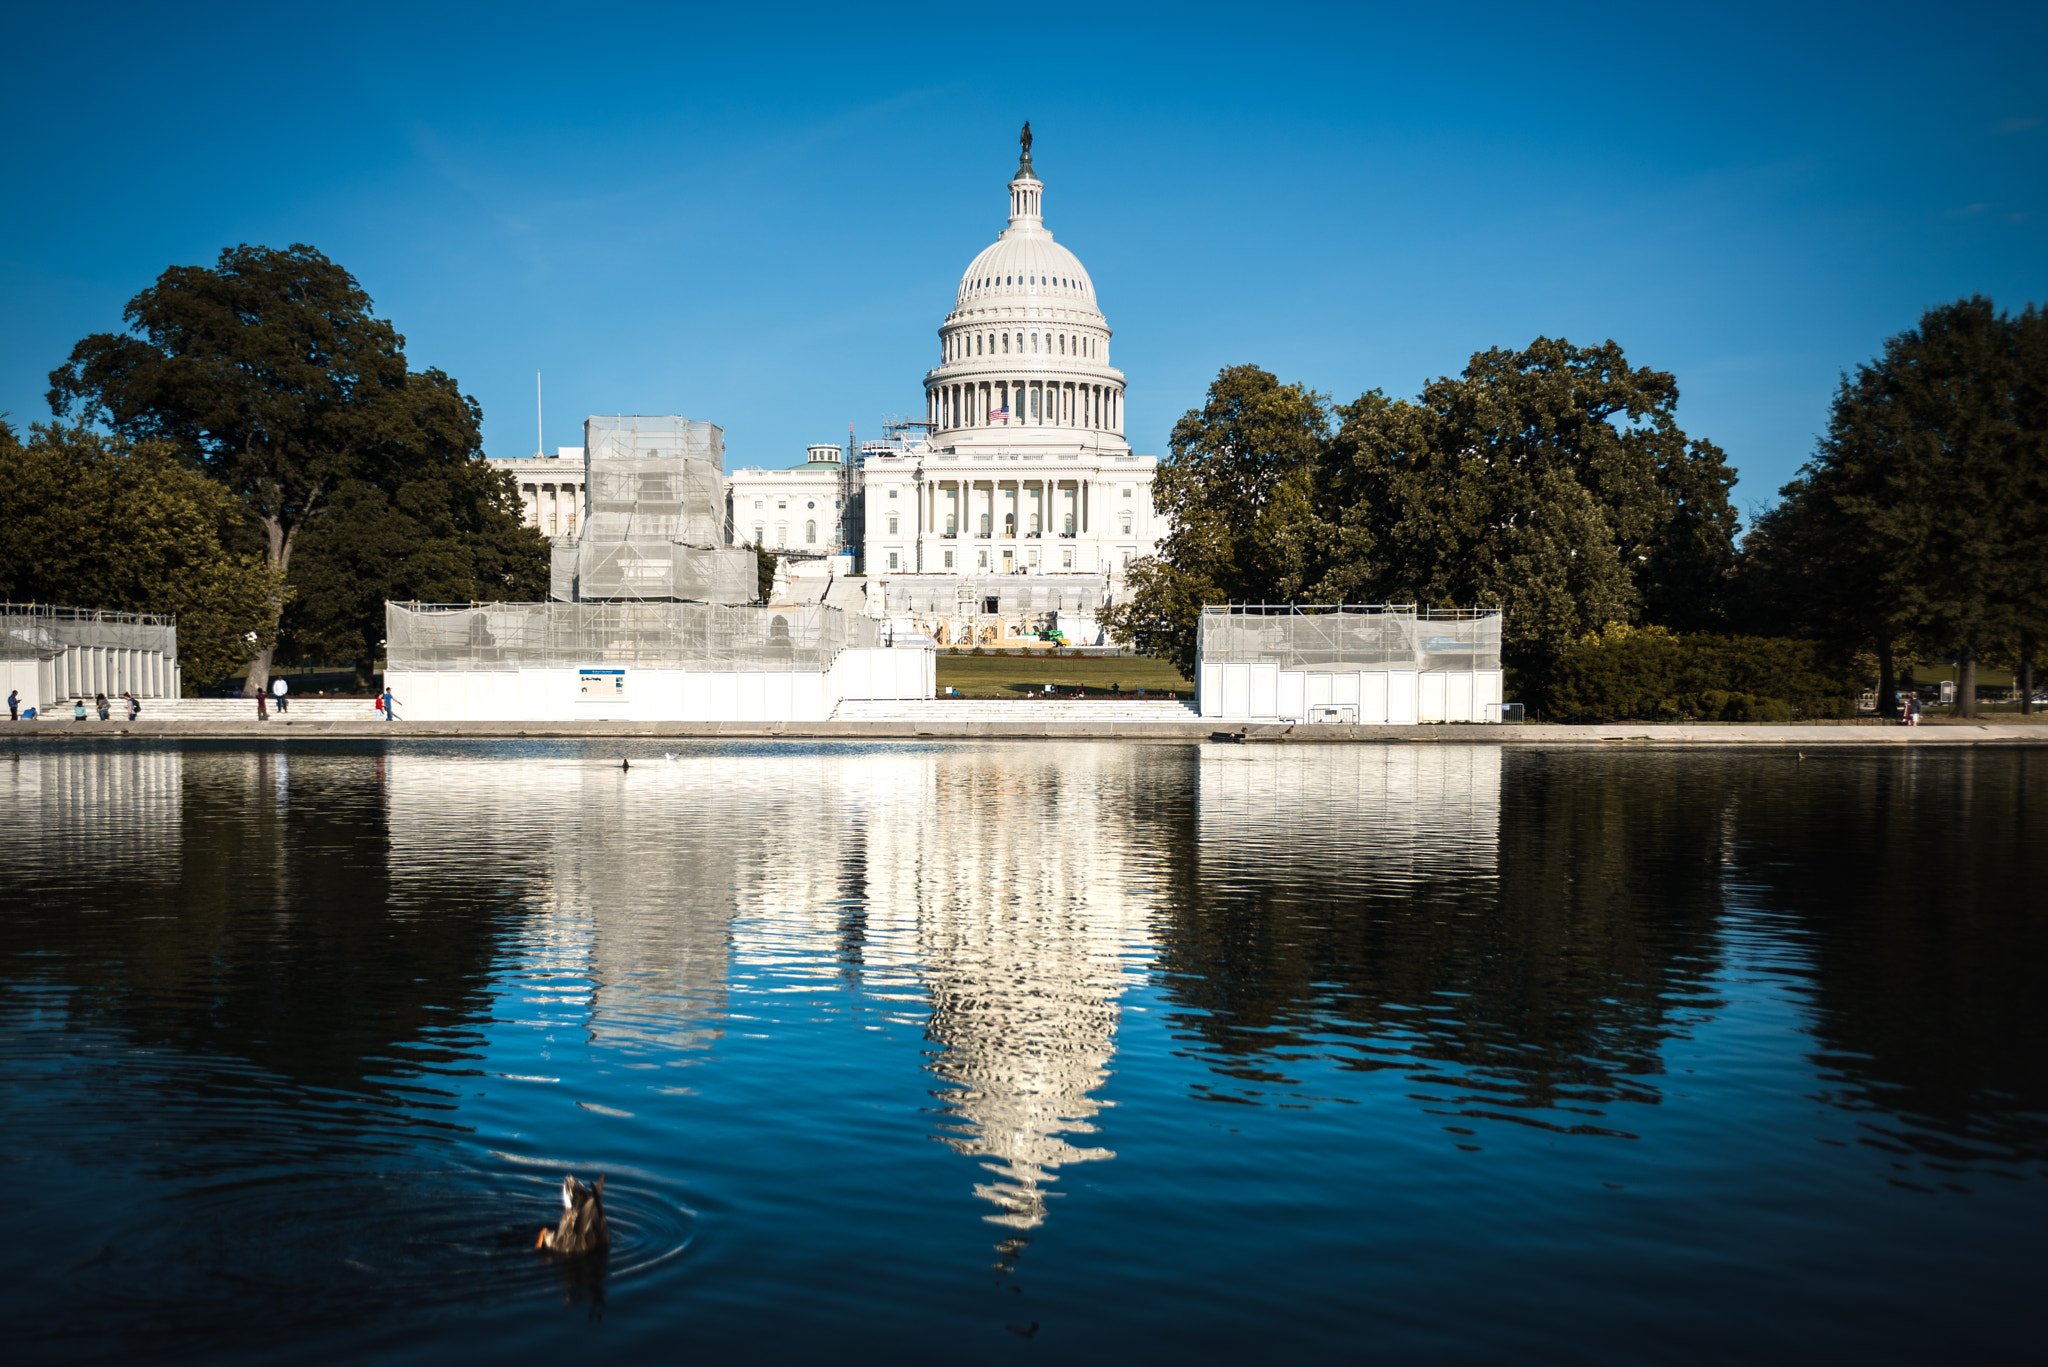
[862,142,1159,580]
[488,448,585,539]
[726,445,845,553]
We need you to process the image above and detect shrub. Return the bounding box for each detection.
[1549,625,1858,722]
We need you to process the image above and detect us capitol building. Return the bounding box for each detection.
[492,132,1160,639]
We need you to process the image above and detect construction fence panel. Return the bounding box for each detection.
[386,601,880,675]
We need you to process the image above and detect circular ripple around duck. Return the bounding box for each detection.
[79,1163,696,1331]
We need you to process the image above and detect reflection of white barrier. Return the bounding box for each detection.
[1199,665,1498,724]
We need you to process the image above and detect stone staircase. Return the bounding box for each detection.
[31,696,383,721]
[832,697,1200,724]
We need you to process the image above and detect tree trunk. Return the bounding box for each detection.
[2021,633,2036,716]
[1877,637,1898,719]
[354,654,376,695]
[1957,649,1978,719]
[243,513,295,698]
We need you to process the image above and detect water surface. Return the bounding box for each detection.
[1,740,2041,1363]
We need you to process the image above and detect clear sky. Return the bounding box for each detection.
[2,1,2041,517]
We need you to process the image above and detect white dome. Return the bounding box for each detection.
[955,237,1098,313]
[949,152,1101,317]
[924,145,1127,451]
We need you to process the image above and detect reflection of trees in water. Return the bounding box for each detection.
[1152,749,1727,1129]
[0,747,524,1103]
[1718,749,2048,1170]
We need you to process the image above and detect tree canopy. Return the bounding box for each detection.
[0,422,285,690]
[48,243,547,692]
[1742,297,2048,715]
[1108,343,1739,699]
[1101,365,1326,673]
[282,369,546,688]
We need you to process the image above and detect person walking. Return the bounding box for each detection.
[123,691,139,721]
[381,686,399,721]
[7,689,18,721]
[95,692,110,721]
[256,688,268,721]
[272,675,289,714]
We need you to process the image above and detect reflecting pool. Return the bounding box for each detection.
[1,741,2041,1363]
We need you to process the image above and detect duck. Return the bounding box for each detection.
[536,1173,611,1256]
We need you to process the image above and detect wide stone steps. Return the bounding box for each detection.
[833,698,1200,724]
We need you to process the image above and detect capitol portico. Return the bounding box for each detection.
[862,135,1159,586]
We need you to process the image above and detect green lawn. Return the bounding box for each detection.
[935,652,1193,699]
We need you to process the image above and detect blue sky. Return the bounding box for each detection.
[2,1,2041,516]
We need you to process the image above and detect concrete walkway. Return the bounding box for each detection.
[7,716,2045,745]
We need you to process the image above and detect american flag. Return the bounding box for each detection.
[990,406,1009,421]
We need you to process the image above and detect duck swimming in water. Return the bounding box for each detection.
[536,1174,611,1255]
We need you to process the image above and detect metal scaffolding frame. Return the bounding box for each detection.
[1196,604,1502,672]
[545,414,753,604]
[881,574,1109,615]
[387,601,880,673]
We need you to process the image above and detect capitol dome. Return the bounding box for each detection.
[924,140,1127,451]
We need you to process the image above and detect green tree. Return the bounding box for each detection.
[49,244,429,696]
[1791,298,2048,717]
[1734,465,1917,716]
[1314,339,1739,701]
[281,371,547,688]
[745,542,779,602]
[0,422,285,690]
[1101,365,1327,673]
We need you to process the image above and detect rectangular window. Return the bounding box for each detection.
[943,550,954,568]
[888,551,899,569]
[888,516,898,533]
[1062,548,1073,568]
[978,551,989,569]
[888,488,898,498]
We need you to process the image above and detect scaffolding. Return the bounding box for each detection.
[1,602,180,699]
[881,575,1109,615]
[386,601,880,673]
[1196,605,1501,671]
[545,415,752,604]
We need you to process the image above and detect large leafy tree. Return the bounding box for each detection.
[1785,297,2048,717]
[1734,463,1917,716]
[0,422,285,690]
[1312,339,1738,699]
[1101,365,1327,672]
[282,370,547,689]
[50,244,434,695]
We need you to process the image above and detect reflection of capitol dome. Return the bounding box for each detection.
[926,142,1127,445]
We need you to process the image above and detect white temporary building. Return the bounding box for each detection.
[2,603,180,712]
[1196,605,1506,725]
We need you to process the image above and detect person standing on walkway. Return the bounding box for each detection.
[256,688,268,721]
[272,675,289,714]
[7,689,17,721]
[95,692,110,720]
[381,687,398,721]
